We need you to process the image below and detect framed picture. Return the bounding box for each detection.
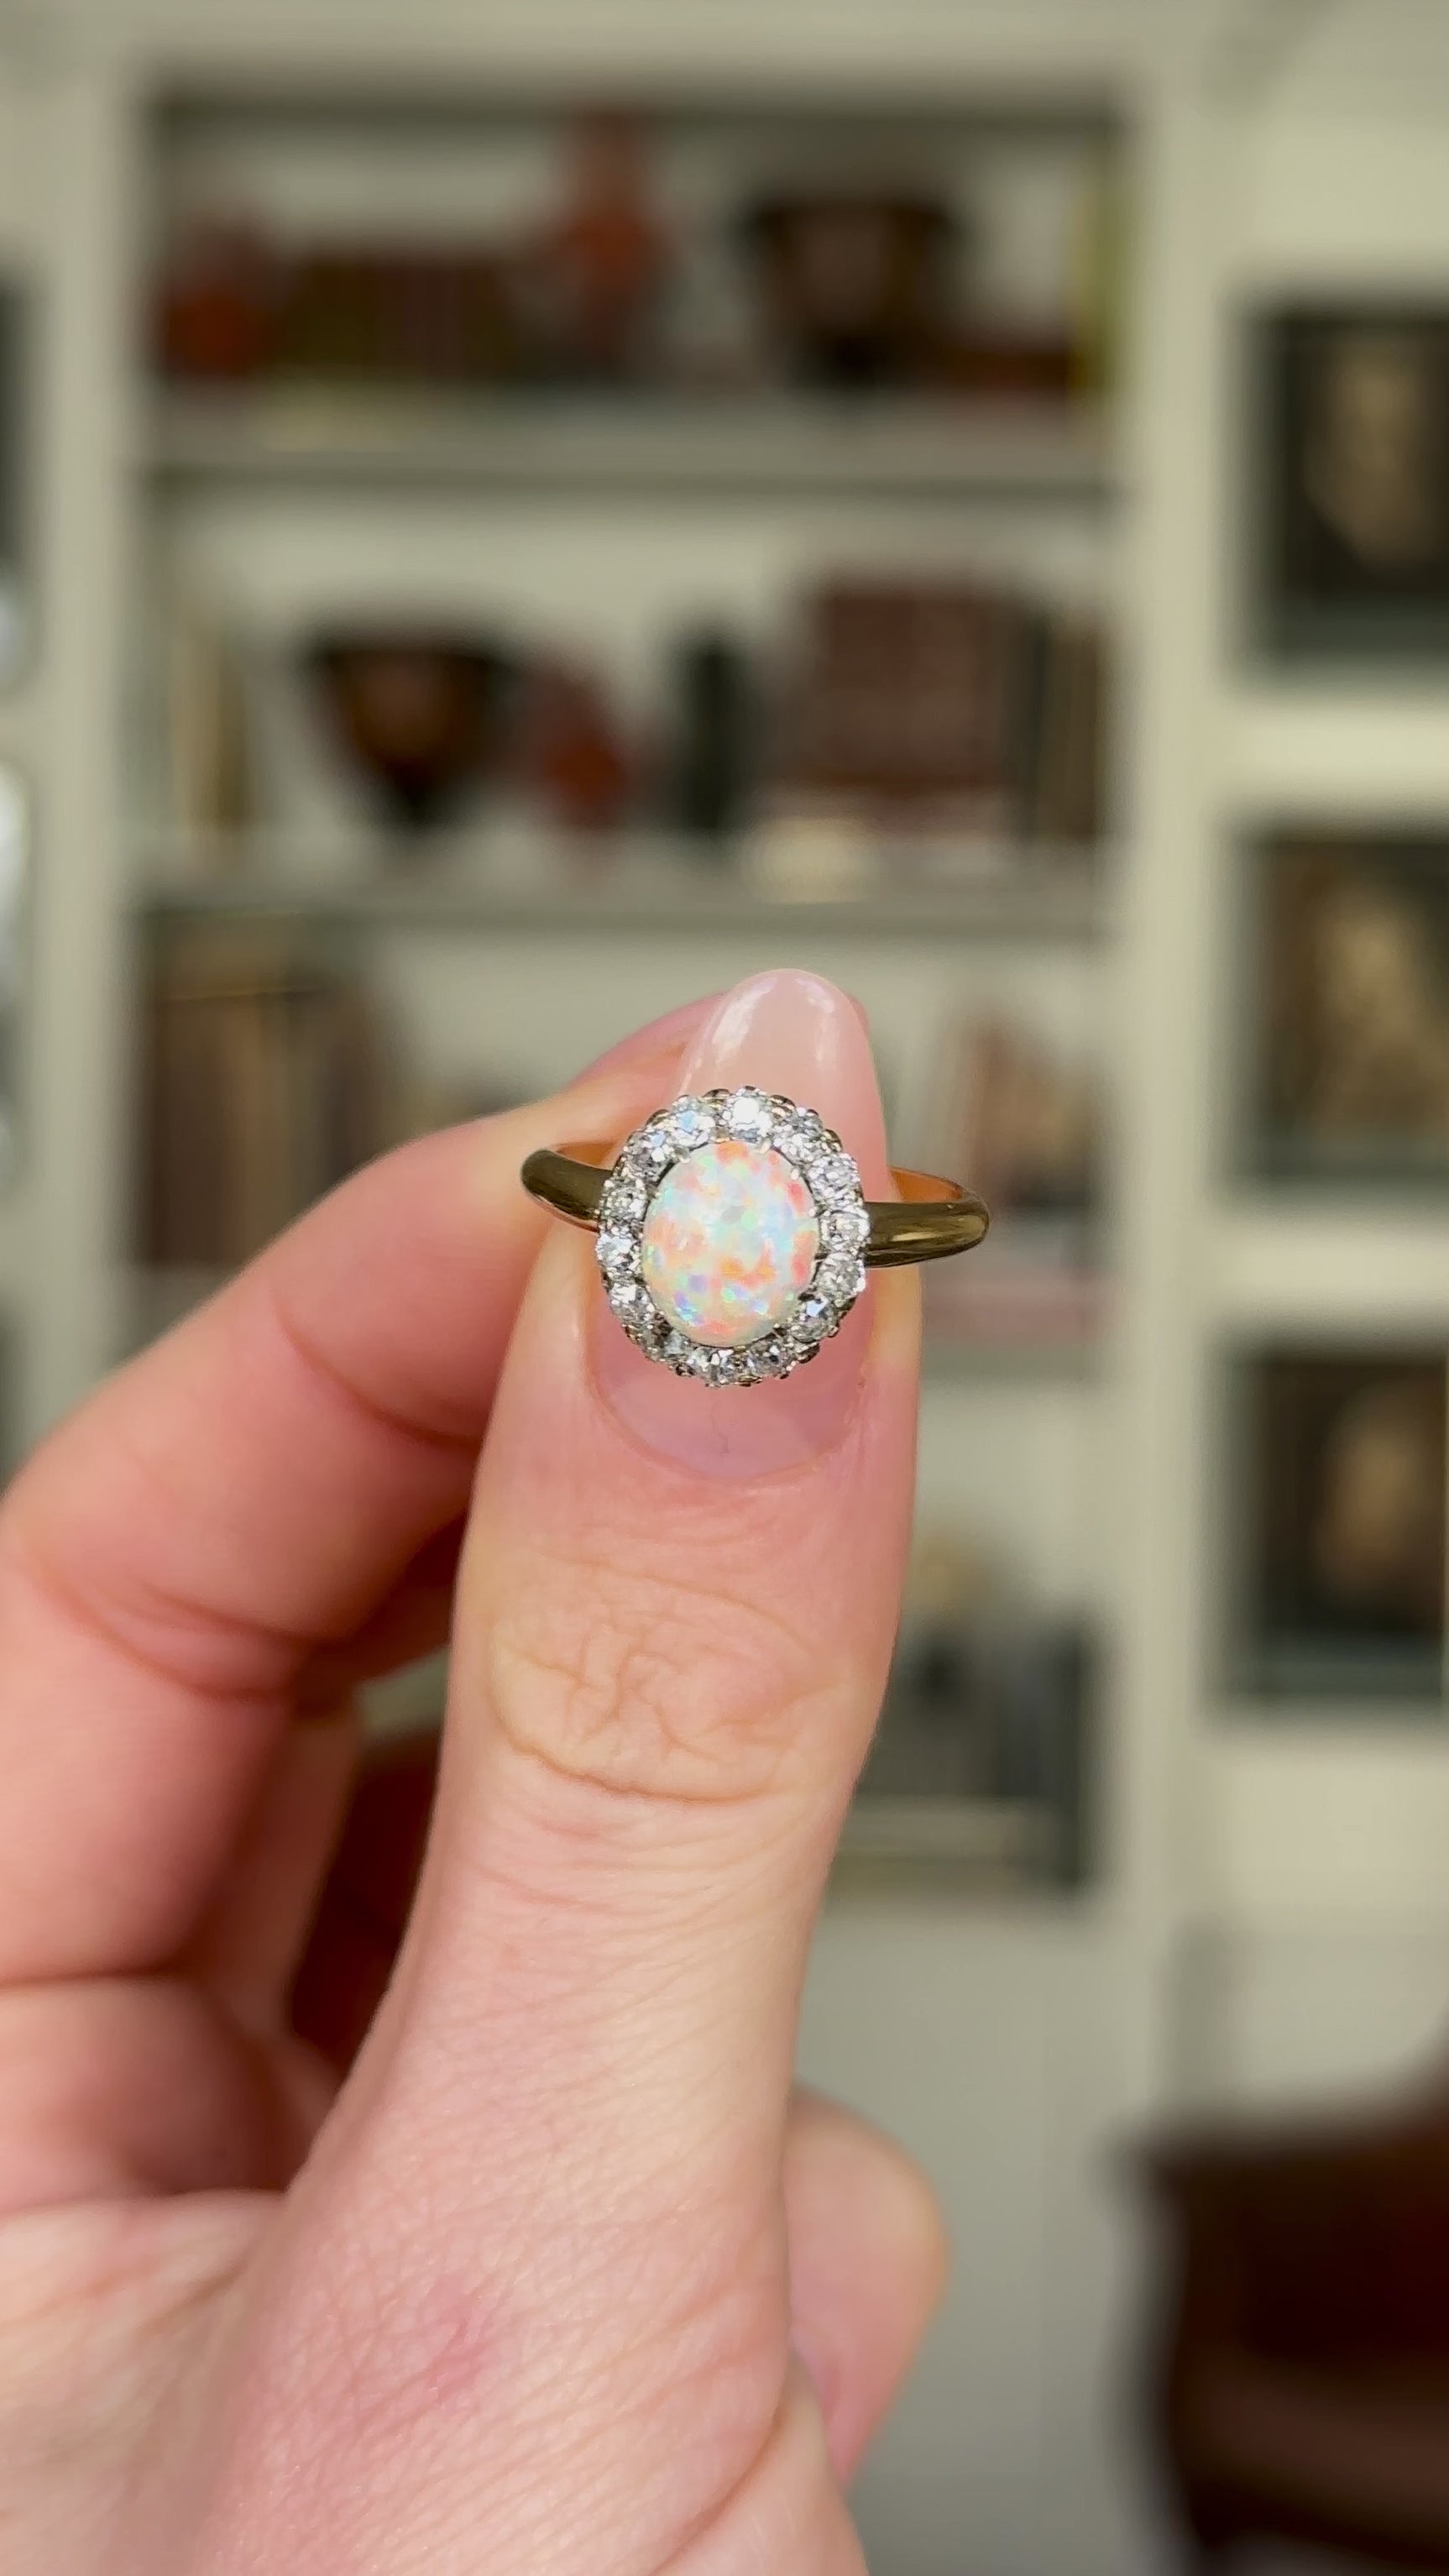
[1227,1348,1448,1704]
[1245,832,1449,1187]
[918,1008,1106,1354]
[1256,305,1449,657]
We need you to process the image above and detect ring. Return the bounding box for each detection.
[521,1086,989,1387]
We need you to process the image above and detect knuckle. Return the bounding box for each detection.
[480,1547,850,1808]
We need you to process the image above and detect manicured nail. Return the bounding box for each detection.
[592,970,897,1479]
[579,994,720,1082]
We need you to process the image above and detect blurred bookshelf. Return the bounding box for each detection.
[141,388,1122,503]
[0,39,1153,1949]
[133,836,1112,943]
[833,1795,1063,1893]
[100,69,1133,1903]
[0,30,1254,2562]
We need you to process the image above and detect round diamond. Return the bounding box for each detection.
[629,1122,675,1176]
[723,1086,773,1144]
[813,1152,860,1204]
[667,1097,714,1153]
[629,1301,669,1353]
[816,1251,866,1308]
[772,1109,823,1165]
[597,1229,637,1279]
[749,1333,790,1379]
[641,1138,820,1351]
[602,1170,647,1225]
[793,1291,834,1345]
[607,1277,645,1322]
[824,1202,870,1251]
[685,1345,736,1388]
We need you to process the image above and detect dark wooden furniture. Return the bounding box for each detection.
[1138,2086,1449,2568]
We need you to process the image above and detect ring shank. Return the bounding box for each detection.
[520,1141,989,1266]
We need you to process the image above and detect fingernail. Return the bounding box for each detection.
[580,994,720,1082]
[592,969,898,1479]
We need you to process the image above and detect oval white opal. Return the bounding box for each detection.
[641,1138,820,1350]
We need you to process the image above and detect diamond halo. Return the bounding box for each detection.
[595,1087,869,1385]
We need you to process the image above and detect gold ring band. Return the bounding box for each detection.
[522,1086,988,1388]
[523,1143,988,1265]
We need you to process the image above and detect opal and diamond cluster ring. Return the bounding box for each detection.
[522,1086,989,1388]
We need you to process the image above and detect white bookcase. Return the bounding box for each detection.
[7,6,1449,2572]
[122,71,1128,1911]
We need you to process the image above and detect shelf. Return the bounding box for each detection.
[138,388,1122,505]
[922,1334,1105,1380]
[1214,1699,1449,1731]
[1223,684,1449,815]
[836,1795,1059,1883]
[1206,1206,1449,1335]
[132,842,1111,944]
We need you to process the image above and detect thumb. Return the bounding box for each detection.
[206,972,919,2576]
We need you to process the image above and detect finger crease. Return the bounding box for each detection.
[262,1275,489,1462]
[0,1522,298,1715]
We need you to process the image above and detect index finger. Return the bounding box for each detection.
[0,1005,709,1984]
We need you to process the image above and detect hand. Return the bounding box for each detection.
[0,970,944,2573]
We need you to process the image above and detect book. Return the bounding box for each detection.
[773,575,1109,848]
[139,934,395,1271]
